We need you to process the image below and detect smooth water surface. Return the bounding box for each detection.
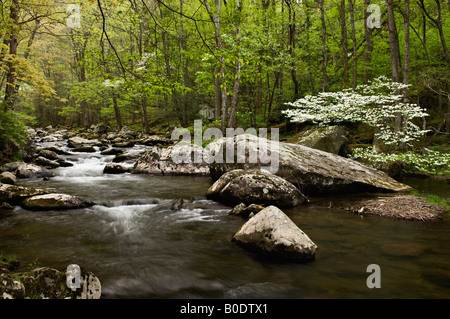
[1,142,449,298]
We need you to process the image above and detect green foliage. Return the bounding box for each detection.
[424,195,450,212]
[351,147,450,175]
[0,106,28,146]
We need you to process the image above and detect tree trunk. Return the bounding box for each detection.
[349,0,357,89]
[363,0,373,83]
[3,0,19,111]
[142,97,149,134]
[112,91,122,130]
[305,7,315,94]
[319,0,327,92]
[418,0,450,67]
[79,67,90,129]
[228,0,242,128]
[386,0,401,82]
[340,0,349,88]
[286,0,299,98]
[403,0,410,92]
[214,69,222,120]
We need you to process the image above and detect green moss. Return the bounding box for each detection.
[425,195,450,212]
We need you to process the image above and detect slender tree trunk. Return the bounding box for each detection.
[286,0,299,98]
[79,67,90,129]
[403,0,410,91]
[214,69,222,120]
[349,0,357,88]
[228,0,242,128]
[3,0,19,111]
[202,0,227,129]
[386,0,401,82]
[418,0,450,67]
[112,92,122,130]
[363,0,373,83]
[340,0,349,88]
[141,97,149,134]
[305,7,315,94]
[179,0,188,126]
[319,0,327,92]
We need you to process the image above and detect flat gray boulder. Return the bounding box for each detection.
[233,205,317,261]
[22,193,93,211]
[209,134,410,195]
[206,169,307,207]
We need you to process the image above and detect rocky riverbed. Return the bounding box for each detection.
[0,125,448,298]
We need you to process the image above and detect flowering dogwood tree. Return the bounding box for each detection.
[282,76,429,147]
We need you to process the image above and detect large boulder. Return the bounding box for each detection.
[208,134,410,195]
[286,125,348,155]
[67,137,99,148]
[132,144,210,175]
[233,205,317,261]
[36,149,59,160]
[44,145,70,155]
[22,193,93,211]
[15,163,54,179]
[206,169,307,207]
[0,183,50,205]
[35,156,60,169]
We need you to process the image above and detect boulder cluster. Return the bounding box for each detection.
[0,125,417,297]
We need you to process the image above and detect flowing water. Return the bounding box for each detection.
[0,141,449,299]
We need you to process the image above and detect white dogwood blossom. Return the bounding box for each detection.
[282,77,429,146]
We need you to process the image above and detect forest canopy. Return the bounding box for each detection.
[0,0,449,163]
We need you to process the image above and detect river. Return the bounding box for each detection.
[0,141,449,299]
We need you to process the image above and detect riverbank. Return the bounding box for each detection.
[328,194,447,221]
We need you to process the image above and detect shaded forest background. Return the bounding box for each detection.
[0,0,449,160]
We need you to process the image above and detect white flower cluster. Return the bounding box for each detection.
[283,77,429,146]
[351,147,450,174]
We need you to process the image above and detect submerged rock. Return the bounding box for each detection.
[100,147,123,156]
[22,193,93,211]
[206,169,307,207]
[209,134,410,195]
[132,144,210,175]
[233,205,317,261]
[0,202,14,216]
[230,203,265,218]
[103,163,129,174]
